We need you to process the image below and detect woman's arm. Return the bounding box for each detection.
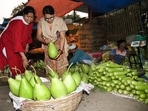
[19,52,28,68]
[25,44,29,53]
[59,31,66,53]
[36,22,48,45]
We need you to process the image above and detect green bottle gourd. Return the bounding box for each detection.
[19,77,33,99]
[63,72,77,94]
[48,42,58,59]
[72,71,82,86]
[24,70,33,81]
[46,65,59,80]
[33,83,51,100]
[50,77,68,99]
[8,78,21,96]
[29,74,42,87]
[81,73,89,83]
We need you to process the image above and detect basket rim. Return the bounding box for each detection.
[22,91,82,104]
[21,91,83,111]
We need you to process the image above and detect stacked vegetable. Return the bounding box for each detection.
[8,64,88,101]
[8,67,51,101]
[8,60,148,104]
[88,61,148,104]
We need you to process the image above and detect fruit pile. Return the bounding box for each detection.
[8,69,50,101]
[8,64,89,101]
[87,61,148,104]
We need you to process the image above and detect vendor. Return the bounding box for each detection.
[68,43,92,65]
[109,39,128,65]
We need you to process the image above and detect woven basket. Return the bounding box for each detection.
[20,91,82,111]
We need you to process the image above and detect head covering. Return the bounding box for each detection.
[69,43,76,50]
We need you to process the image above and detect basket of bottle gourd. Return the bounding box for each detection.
[7,63,85,111]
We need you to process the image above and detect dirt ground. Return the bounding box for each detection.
[76,90,148,111]
[0,83,148,111]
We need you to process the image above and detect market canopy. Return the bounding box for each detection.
[27,0,142,21]
[77,0,142,13]
[1,0,143,29]
[27,0,83,21]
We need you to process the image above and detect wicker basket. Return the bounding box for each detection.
[20,91,82,111]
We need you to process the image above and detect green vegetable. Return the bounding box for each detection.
[135,84,148,90]
[19,77,33,99]
[106,62,122,68]
[8,78,20,96]
[72,71,81,86]
[50,77,68,99]
[63,73,77,94]
[33,83,51,100]
[48,42,58,59]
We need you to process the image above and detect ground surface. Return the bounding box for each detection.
[0,83,148,111]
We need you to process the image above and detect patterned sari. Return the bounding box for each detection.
[38,17,69,76]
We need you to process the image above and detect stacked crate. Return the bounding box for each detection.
[78,17,107,52]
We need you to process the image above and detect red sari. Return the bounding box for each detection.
[0,16,33,76]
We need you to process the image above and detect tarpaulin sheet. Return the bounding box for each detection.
[2,0,142,24]
[27,0,83,21]
[77,0,142,13]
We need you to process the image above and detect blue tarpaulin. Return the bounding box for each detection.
[77,0,142,13]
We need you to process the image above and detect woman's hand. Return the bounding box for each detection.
[44,38,51,45]
[54,49,63,59]
[22,56,29,68]
[25,44,29,53]
[58,49,63,55]
[20,52,29,68]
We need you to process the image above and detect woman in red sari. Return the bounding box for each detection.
[0,6,36,77]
